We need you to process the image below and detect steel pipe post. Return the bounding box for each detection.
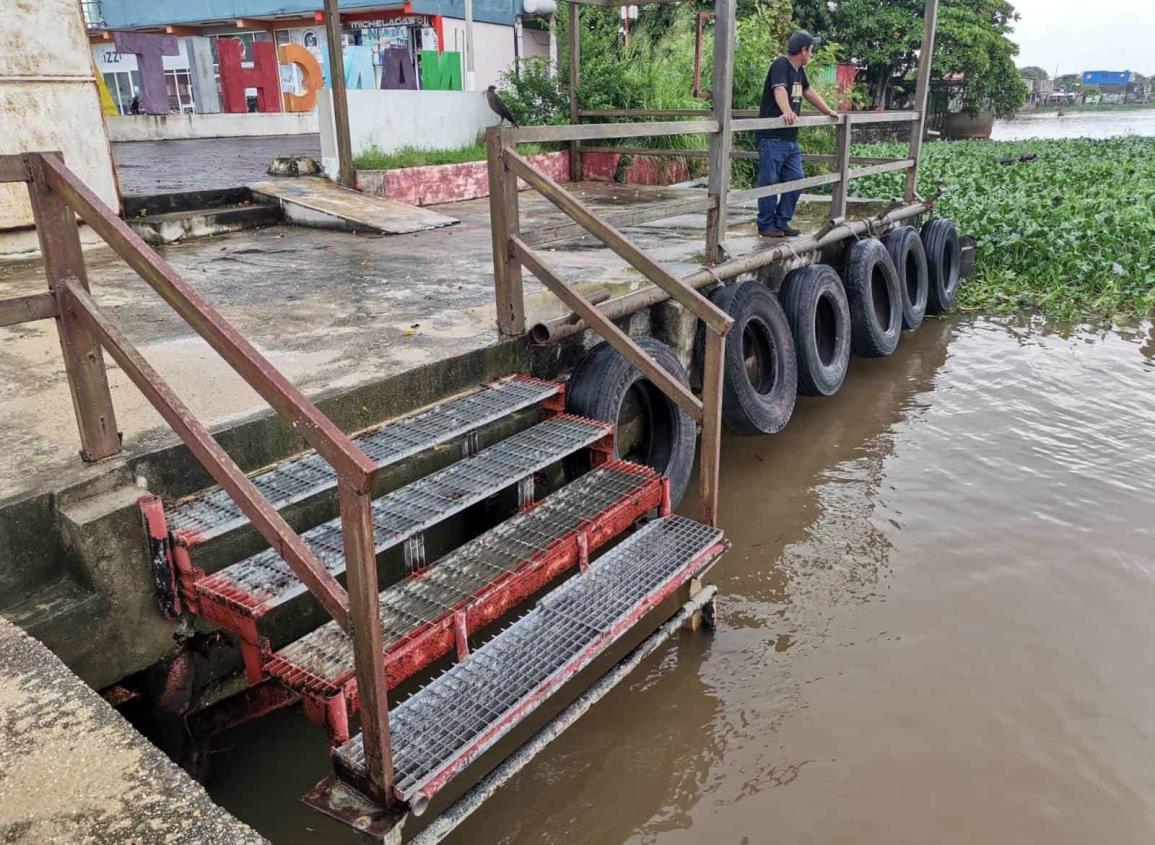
[699,329,724,527]
[906,0,940,200]
[24,153,121,462]
[568,2,581,181]
[339,478,395,807]
[486,129,526,335]
[830,115,853,220]
[705,0,735,263]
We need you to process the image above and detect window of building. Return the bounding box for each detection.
[103,70,142,114]
[166,68,195,113]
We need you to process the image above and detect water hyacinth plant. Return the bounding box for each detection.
[853,137,1155,321]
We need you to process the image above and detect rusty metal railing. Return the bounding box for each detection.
[485,0,940,530]
[485,130,734,526]
[0,151,397,807]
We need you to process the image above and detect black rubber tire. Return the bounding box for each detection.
[921,217,962,314]
[778,264,851,396]
[882,226,929,330]
[696,280,797,436]
[565,336,697,507]
[843,238,902,358]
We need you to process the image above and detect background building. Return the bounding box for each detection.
[87,0,554,115]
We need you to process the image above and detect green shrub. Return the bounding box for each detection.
[495,56,570,126]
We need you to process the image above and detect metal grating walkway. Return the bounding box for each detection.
[167,376,561,543]
[266,461,662,696]
[335,515,725,806]
[196,415,611,618]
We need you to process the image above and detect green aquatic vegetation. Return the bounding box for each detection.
[853,137,1155,321]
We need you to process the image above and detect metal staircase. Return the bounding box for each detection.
[2,150,729,842]
[143,375,728,840]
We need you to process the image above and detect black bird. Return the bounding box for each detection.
[486,85,519,127]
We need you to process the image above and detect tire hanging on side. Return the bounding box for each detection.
[565,336,697,507]
[778,264,851,396]
[694,280,797,436]
[882,226,929,330]
[843,238,902,358]
[921,217,962,314]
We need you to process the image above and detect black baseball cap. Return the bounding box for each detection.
[787,30,820,54]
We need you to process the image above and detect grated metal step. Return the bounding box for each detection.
[264,461,665,722]
[334,515,727,807]
[167,376,562,546]
[195,415,612,626]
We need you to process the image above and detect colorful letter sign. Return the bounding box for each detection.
[343,46,377,90]
[420,50,462,91]
[380,48,417,90]
[217,38,282,113]
[112,31,179,114]
[278,44,324,112]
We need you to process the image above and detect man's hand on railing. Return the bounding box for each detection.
[782,109,798,126]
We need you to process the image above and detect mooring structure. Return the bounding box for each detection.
[0,0,949,841]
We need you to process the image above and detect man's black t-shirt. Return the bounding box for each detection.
[757,56,810,141]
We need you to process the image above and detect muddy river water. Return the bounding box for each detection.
[209,316,1155,844]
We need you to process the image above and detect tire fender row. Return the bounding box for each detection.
[564,219,963,507]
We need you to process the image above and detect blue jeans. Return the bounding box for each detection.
[756,138,804,231]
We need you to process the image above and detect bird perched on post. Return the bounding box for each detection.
[486,85,519,127]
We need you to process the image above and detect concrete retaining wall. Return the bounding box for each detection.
[356,150,693,207]
[581,151,693,186]
[107,112,320,142]
[357,151,570,206]
[0,617,266,844]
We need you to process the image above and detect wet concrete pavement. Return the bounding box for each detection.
[0,182,808,500]
[202,315,1155,845]
[112,134,321,197]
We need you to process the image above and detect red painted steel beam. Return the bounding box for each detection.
[57,279,353,631]
[33,153,378,494]
[411,535,730,806]
[271,464,664,737]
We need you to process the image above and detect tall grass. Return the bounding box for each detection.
[354,142,546,171]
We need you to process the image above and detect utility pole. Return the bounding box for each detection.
[323,0,354,188]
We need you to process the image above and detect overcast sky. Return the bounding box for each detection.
[1009,0,1155,76]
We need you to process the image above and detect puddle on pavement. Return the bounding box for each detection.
[207,315,1155,844]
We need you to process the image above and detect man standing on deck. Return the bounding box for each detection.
[756,31,839,237]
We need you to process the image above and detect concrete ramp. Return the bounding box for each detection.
[250,178,457,234]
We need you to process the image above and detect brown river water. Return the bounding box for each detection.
[209,315,1155,844]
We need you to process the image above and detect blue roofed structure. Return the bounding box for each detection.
[1081,70,1134,87]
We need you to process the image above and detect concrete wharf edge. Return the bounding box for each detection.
[0,615,266,844]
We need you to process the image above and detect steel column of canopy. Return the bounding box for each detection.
[906,0,940,201]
